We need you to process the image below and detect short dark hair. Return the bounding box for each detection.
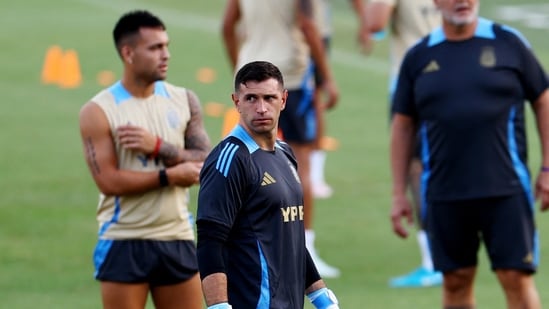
[234,61,285,92]
[112,10,165,54]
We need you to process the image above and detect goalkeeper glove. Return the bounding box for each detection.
[307,287,339,309]
[207,303,232,309]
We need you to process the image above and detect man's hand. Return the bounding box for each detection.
[390,194,414,238]
[535,170,549,211]
[321,79,339,110]
[357,26,373,55]
[167,162,204,187]
[117,124,157,155]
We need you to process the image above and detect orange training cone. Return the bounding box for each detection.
[97,70,116,86]
[41,45,63,84]
[58,49,82,89]
[196,67,217,84]
[204,102,225,117]
[221,108,239,138]
[320,135,340,151]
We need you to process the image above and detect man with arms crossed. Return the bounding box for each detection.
[196,61,339,309]
[390,0,549,307]
[79,10,210,309]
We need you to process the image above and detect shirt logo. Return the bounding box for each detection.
[423,60,440,73]
[261,172,276,186]
[166,108,180,129]
[281,205,304,222]
[523,252,534,264]
[480,46,496,68]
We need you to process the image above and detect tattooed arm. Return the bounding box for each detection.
[79,102,203,195]
[159,90,211,167]
[79,102,163,195]
[115,90,211,167]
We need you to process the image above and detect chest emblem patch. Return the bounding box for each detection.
[480,46,496,68]
[166,108,180,129]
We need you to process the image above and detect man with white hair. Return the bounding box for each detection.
[390,0,549,307]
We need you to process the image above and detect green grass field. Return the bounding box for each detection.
[1,0,549,307]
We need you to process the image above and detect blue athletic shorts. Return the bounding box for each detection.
[279,88,316,143]
[94,239,198,286]
[426,193,538,273]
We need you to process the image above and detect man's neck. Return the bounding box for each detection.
[443,19,478,41]
[121,73,155,98]
[254,135,277,151]
[246,129,277,151]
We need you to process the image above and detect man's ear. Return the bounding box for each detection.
[231,93,240,112]
[121,45,134,64]
[280,89,288,111]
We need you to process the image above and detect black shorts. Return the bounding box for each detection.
[426,193,538,273]
[94,239,198,286]
[279,88,316,143]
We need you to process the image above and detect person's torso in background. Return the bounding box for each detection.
[237,0,310,89]
[91,81,195,241]
[390,0,441,79]
[313,0,332,39]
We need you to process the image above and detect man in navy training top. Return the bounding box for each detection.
[390,0,549,308]
[196,61,339,309]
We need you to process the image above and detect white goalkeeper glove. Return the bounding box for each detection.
[207,303,232,309]
[307,287,340,309]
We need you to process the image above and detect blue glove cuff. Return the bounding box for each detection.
[207,302,232,309]
[307,288,339,309]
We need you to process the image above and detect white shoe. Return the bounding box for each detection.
[309,249,341,278]
[312,182,333,199]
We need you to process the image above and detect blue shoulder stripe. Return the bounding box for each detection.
[427,27,445,47]
[474,18,496,39]
[228,125,260,153]
[215,142,239,177]
[214,125,263,178]
[428,17,496,47]
[154,81,170,98]
[108,81,132,105]
[501,24,532,48]
[108,80,170,105]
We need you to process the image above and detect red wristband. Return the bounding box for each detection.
[149,137,162,159]
[541,166,549,172]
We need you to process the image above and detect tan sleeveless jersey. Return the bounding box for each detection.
[370,0,441,79]
[236,0,310,89]
[313,0,332,38]
[91,81,194,241]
